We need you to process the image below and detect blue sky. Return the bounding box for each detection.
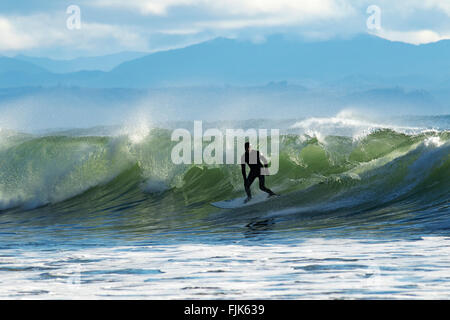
[1,0,450,58]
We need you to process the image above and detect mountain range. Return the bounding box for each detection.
[1,34,450,89]
[14,52,147,73]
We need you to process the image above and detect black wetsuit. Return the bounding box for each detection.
[241,150,275,199]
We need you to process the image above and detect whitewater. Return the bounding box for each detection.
[0,114,449,299]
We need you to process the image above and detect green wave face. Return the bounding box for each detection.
[0,127,449,234]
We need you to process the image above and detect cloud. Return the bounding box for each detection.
[190,1,355,30]
[158,28,200,35]
[89,0,358,45]
[0,13,150,55]
[1,0,450,57]
[207,0,353,18]
[421,0,450,16]
[92,0,355,20]
[74,22,149,51]
[373,29,450,45]
[358,0,450,44]
[0,16,36,50]
[88,0,450,45]
[91,0,196,15]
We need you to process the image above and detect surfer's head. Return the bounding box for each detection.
[245,142,251,152]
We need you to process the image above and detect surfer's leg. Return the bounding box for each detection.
[258,175,276,196]
[245,172,257,199]
[245,183,251,198]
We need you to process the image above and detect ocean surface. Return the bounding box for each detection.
[0,114,449,299]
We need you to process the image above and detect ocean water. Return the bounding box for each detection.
[0,114,449,299]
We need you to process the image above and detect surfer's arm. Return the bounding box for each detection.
[260,153,270,168]
[240,154,247,181]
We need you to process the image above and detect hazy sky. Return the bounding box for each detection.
[1,0,450,58]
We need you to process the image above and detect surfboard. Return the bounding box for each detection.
[211,194,279,209]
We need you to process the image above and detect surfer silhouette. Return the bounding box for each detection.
[241,142,277,203]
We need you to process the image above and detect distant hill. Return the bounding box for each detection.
[0,56,47,74]
[0,56,55,88]
[14,52,148,73]
[103,34,450,87]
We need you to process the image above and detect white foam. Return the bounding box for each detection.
[291,110,429,139]
[424,136,444,148]
[1,237,449,299]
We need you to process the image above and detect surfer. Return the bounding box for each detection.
[241,142,277,203]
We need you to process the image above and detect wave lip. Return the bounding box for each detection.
[290,111,438,140]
